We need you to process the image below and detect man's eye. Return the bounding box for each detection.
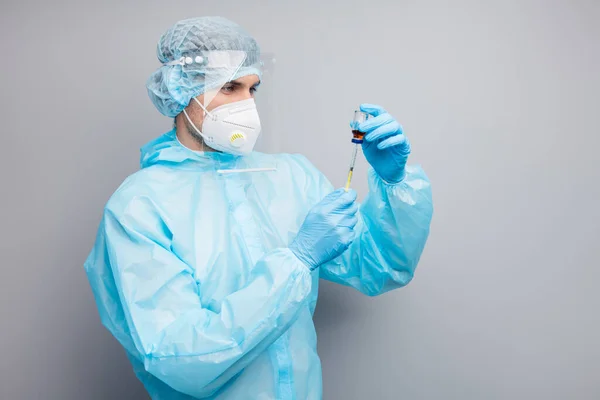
[221,85,234,93]
[250,86,258,94]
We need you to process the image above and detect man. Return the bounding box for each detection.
[85,16,433,400]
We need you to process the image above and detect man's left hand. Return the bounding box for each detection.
[352,103,411,184]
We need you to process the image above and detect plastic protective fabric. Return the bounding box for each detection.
[289,189,359,270]
[353,103,411,184]
[147,17,262,117]
[84,129,433,399]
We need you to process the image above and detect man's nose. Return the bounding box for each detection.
[241,90,254,100]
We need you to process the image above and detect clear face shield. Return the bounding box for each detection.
[167,50,277,159]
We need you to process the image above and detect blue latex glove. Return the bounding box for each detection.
[290,189,359,270]
[351,103,411,184]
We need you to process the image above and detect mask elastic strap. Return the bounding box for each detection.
[193,97,213,118]
[182,107,206,152]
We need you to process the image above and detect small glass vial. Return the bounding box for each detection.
[352,110,369,143]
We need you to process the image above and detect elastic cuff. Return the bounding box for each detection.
[372,168,406,186]
[288,247,317,271]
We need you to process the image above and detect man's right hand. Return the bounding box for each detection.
[289,189,359,270]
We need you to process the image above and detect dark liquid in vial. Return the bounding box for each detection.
[352,130,366,140]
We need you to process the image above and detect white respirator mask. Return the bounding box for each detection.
[183,97,262,155]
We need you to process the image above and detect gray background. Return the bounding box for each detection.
[1,0,599,399]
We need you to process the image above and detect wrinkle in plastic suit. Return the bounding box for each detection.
[84,130,433,399]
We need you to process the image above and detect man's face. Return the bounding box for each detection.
[182,74,261,140]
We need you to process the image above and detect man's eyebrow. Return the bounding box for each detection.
[228,79,261,87]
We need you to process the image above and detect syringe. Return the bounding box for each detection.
[344,110,369,191]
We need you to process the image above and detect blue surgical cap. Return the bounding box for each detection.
[147,17,262,118]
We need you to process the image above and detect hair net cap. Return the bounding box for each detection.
[147,17,262,118]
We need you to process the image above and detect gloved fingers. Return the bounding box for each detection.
[321,188,346,203]
[358,113,394,133]
[377,133,408,150]
[339,216,359,229]
[335,188,357,202]
[360,103,387,117]
[343,189,358,202]
[332,190,357,210]
[318,189,355,214]
[334,201,358,214]
[364,121,402,143]
[331,187,347,197]
[381,136,412,155]
[338,228,357,247]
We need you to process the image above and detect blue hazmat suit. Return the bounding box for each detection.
[85,129,433,399]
